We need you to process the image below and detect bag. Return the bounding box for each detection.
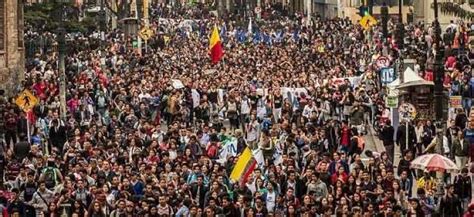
[43,167,57,189]
[36,191,49,211]
[207,143,219,158]
[97,95,106,108]
[262,119,272,131]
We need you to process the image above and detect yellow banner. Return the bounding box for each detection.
[230,148,253,182]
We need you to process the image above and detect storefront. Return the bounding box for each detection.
[387,67,434,129]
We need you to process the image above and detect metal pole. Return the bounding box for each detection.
[306,0,311,27]
[398,0,402,23]
[397,0,404,83]
[134,0,141,55]
[100,0,106,71]
[405,120,408,152]
[143,0,149,54]
[58,4,67,121]
[432,0,446,196]
[256,0,261,20]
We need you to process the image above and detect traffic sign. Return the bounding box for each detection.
[139,27,154,41]
[399,103,416,120]
[254,7,261,14]
[359,15,377,30]
[15,90,38,112]
[376,56,390,69]
[380,67,395,84]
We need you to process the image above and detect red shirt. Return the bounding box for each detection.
[341,126,350,146]
[331,172,348,185]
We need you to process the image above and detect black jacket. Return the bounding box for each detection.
[190,183,208,209]
[396,124,416,147]
[454,174,472,199]
[380,125,395,146]
[439,194,463,217]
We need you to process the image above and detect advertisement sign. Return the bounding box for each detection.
[449,96,462,108]
[386,96,398,108]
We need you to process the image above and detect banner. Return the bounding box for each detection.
[449,96,462,108]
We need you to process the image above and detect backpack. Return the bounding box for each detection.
[451,81,460,95]
[97,95,106,108]
[207,143,219,158]
[43,167,57,189]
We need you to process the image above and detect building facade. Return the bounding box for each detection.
[413,0,473,28]
[0,0,24,96]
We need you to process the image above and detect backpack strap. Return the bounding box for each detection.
[36,191,49,206]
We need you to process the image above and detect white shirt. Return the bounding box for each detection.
[265,190,276,212]
[247,121,259,142]
[302,105,314,118]
[241,99,251,115]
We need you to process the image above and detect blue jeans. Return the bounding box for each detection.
[462,97,472,114]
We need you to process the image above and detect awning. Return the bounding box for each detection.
[396,67,434,89]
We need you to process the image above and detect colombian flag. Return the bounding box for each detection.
[209,25,223,64]
[230,148,257,185]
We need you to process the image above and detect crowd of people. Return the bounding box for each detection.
[1,3,474,217]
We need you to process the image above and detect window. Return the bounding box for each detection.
[18,0,23,48]
[0,0,4,51]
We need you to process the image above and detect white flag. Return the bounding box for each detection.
[273,147,283,166]
[191,89,200,108]
[252,148,265,169]
[248,18,253,34]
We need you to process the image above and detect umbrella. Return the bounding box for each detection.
[410,154,459,172]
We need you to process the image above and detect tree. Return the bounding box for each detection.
[104,0,130,21]
[25,3,97,33]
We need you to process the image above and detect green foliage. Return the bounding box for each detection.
[25,2,97,33]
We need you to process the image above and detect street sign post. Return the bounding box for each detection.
[399,102,416,148]
[15,90,39,143]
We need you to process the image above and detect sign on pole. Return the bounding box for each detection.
[359,15,378,30]
[386,96,399,108]
[138,27,154,41]
[15,90,38,112]
[399,103,417,120]
[376,56,390,69]
[380,67,396,84]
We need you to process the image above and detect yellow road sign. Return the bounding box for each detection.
[139,27,154,41]
[15,90,38,112]
[359,15,378,30]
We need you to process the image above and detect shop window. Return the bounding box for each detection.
[18,0,23,48]
[0,0,4,51]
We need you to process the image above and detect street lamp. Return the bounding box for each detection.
[432,0,447,200]
[397,0,404,83]
[433,0,445,126]
[56,0,69,121]
[98,0,107,70]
